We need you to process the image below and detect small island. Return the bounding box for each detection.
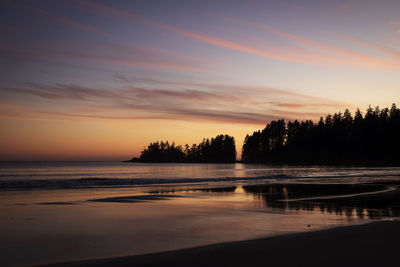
[128,134,237,163]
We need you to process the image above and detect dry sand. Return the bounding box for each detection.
[47,220,400,267]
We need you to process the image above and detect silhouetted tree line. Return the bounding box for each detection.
[131,134,236,163]
[242,104,400,165]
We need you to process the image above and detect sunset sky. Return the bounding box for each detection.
[1,0,400,160]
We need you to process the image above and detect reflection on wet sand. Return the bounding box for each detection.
[2,181,400,266]
[35,182,400,220]
[148,186,237,194]
[242,182,400,219]
[145,181,400,220]
[89,194,184,203]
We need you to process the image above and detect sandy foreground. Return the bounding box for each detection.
[45,220,400,267]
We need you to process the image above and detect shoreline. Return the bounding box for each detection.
[124,160,400,167]
[45,219,400,267]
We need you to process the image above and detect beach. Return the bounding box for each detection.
[3,1,400,266]
[47,220,400,267]
[1,162,400,266]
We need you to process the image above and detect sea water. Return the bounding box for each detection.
[1,162,399,266]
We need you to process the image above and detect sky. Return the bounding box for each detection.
[0,0,399,161]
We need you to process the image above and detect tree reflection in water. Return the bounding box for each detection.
[242,182,400,219]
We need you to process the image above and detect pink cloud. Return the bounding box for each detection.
[77,1,397,69]
[75,1,328,65]
[217,15,400,69]
[161,25,318,64]
[338,4,355,13]
[335,35,400,62]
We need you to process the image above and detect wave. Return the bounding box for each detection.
[1,172,400,190]
[0,176,269,190]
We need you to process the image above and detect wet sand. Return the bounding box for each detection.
[2,181,400,266]
[48,220,400,267]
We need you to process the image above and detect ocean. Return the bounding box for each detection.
[1,162,399,266]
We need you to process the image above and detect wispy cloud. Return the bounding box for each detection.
[0,23,28,32]
[387,20,399,26]
[0,42,205,72]
[1,81,351,125]
[334,35,400,62]
[75,0,325,65]
[218,15,400,69]
[0,102,284,125]
[74,1,400,69]
[387,20,400,34]
[12,2,112,39]
[4,1,214,73]
[159,24,318,64]
[338,4,355,13]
